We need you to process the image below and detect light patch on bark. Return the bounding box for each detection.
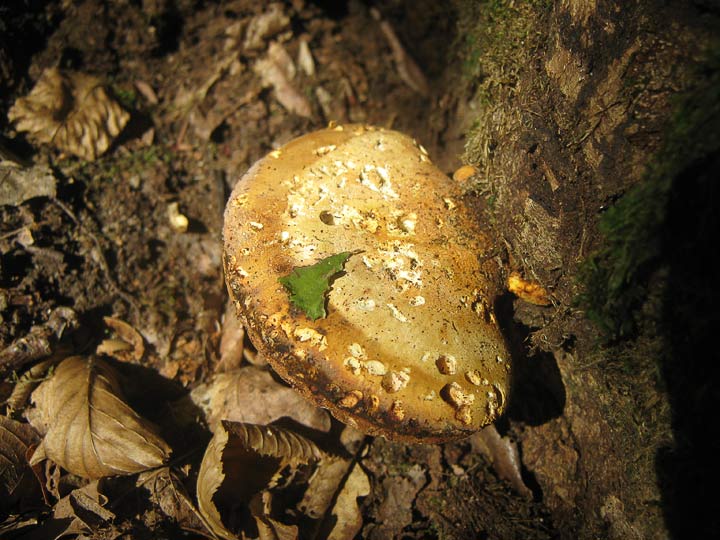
[546,40,586,101]
[582,40,641,170]
[517,198,562,271]
[561,0,598,27]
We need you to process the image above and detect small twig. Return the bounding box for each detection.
[4,357,60,414]
[0,306,78,380]
[370,8,430,97]
[0,227,28,241]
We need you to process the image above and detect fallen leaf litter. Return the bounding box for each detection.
[0,2,541,537]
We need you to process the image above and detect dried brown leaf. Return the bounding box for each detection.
[327,463,370,540]
[8,68,130,161]
[339,424,366,454]
[254,47,312,118]
[94,338,134,358]
[251,492,299,540]
[191,366,331,433]
[24,481,116,540]
[5,358,56,416]
[217,300,245,372]
[197,421,323,540]
[101,316,145,362]
[256,516,299,540]
[29,355,171,479]
[55,482,115,528]
[43,459,61,501]
[137,467,210,535]
[0,416,41,513]
[196,423,235,540]
[0,162,56,206]
[298,456,350,519]
[0,515,40,537]
[243,3,290,51]
[470,425,532,497]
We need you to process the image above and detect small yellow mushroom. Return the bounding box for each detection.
[452,164,479,183]
[507,271,552,306]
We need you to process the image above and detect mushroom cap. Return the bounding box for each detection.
[223,124,510,443]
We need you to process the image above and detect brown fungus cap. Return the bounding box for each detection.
[223,124,510,443]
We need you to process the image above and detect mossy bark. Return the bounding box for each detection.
[449,0,719,538]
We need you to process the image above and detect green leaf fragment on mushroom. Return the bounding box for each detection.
[278,251,353,320]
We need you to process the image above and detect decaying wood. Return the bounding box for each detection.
[0,307,77,380]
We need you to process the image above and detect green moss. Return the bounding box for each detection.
[577,47,720,339]
[117,144,173,171]
[458,0,547,93]
[456,0,549,174]
[111,85,138,110]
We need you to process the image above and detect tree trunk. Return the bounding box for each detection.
[435,0,720,538]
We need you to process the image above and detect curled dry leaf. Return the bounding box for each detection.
[190,366,331,433]
[197,421,323,540]
[53,481,115,532]
[27,481,115,540]
[470,424,532,498]
[7,67,130,161]
[251,491,300,540]
[137,467,210,536]
[6,358,55,414]
[29,355,171,479]
[0,162,57,206]
[94,338,134,359]
[0,416,41,513]
[298,456,350,520]
[96,316,145,362]
[254,44,312,118]
[328,463,370,540]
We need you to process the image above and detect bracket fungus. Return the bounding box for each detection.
[223,124,510,442]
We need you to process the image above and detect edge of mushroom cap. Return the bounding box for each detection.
[232,305,483,444]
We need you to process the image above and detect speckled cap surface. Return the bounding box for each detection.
[223,124,510,442]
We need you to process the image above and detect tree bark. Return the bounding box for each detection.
[448,0,719,538]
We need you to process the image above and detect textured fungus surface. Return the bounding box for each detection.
[223,124,510,442]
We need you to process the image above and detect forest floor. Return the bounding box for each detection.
[0,1,691,539]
